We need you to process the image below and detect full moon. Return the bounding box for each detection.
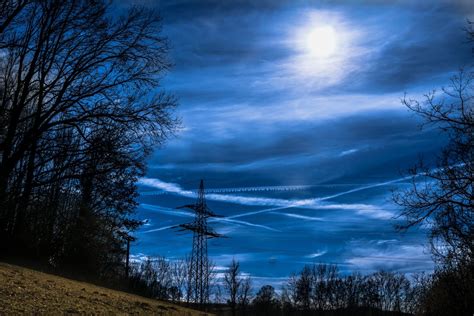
[305,25,337,58]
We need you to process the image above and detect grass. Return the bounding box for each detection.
[0,262,212,315]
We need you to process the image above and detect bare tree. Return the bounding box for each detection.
[0,0,177,275]
[170,259,188,302]
[394,69,473,264]
[392,24,474,315]
[405,272,433,315]
[238,276,252,312]
[281,273,298,308]
[371,271,410,312]
[253,285,279,316]
[279,264,419,313]
[224,258,242,316]
[205,259,217,305]
[295,265,312,310]
[0,0,29,36]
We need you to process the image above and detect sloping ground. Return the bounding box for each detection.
[0,262,211,315]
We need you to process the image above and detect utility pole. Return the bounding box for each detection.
[175,179,223,305]
[125,235,135,278]
[118,229,135,279]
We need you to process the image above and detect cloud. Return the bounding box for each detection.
[215,217,281,232]
[272,212,324,221]
[345,240,434,272]
[139,176,393,219]
[339,148,359,157]
[305,250,327,259]
[315,175,414,201]
[141,225,176,234]
[147,109,443,191]
[138,203,280,233]
[348,5,472,93]
[138,178,192,196]
[140,203,194,217]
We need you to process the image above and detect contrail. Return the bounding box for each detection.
[137,174,420,221]
[227,206,290,219]
[139,203,279,232]
[273,212,324,221]
[138,175,412,207]
[315,175,413,202]
[139,178,378,211]
[210,217,280,232]
[193,185,313,194]
[140,203,194,217]
[141,225,175,233]
[314,164,463,202]
[225,203,384,220]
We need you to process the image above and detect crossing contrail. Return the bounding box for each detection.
[139,183,374,196]
[137,174,417,221]
[314,175,413,202]
[139,184,313,195]
[139,203,279,233]
[139,176,412,202]
[211,217,281,232]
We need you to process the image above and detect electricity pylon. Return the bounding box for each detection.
[175,179,223,305]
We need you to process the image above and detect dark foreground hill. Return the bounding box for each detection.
[0,262,210,315]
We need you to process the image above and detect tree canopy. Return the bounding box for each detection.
[0,0,177,276]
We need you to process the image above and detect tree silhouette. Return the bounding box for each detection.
[394,69,473,265]
[393,24,474,315]
[0,0,177,275]
[253,285,279,316]
[224,259,242,316]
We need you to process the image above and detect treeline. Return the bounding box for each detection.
[123,257,457,316]
[280,265,418,314]
[127,257,189,302]
[0,0,176,277]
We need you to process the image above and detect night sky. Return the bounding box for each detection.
[123,0,473,287]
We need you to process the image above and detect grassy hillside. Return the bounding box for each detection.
[0,262,211,315]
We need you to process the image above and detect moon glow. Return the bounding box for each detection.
[305,26,337,58]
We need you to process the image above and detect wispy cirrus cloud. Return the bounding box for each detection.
[305,250,327,259]
[138,177,396,219]
[140,203,194,218]
[272,212,324,221]
[339,148,359,157]
[345,240,433,272]
[138,178,192,196]
[139,203,280,233]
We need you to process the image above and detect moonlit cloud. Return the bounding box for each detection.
[339,148,359,157]
[140,203,194,217]
[141,225,176,234]
[345,240,434,272]
[305,250,327,259]
[139,176,393,219]
[138,178,193,196]
[215,217,281,232]
[273,212,324,221]
[139,203,279,232]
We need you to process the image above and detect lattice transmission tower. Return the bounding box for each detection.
[175,179,223,305]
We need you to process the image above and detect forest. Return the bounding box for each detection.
[0,0,177,275]
[0,1,472,315]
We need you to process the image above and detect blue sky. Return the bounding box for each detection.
[122,0,473,287]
